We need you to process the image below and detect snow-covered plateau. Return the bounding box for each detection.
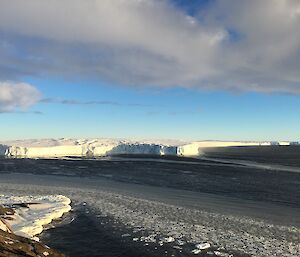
[0,138,299,158]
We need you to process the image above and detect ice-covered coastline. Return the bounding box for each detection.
[0,194,70,256]
[0,194,71,240]
[1,138,299,158]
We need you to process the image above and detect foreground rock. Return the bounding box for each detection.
[0,229,67,257]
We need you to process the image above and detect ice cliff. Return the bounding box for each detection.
[177,141,280,156]
[0,138,179,158]
[0,144,8,156]
[0,138,298,158]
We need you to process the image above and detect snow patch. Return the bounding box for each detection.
[0,195,71,239]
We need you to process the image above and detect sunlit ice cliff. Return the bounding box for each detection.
[0,138,180,158]
[0,138,299,158]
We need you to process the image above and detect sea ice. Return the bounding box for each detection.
[196,242,211,250]
[0,180,299,257]
[191,249,202,254]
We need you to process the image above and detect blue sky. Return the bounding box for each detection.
[0,0,300,141]
[2,76,299,141]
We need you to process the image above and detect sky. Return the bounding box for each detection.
[0,0,300,141]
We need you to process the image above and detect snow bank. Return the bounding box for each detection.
[1,138,298,158]
[0,195,71,239]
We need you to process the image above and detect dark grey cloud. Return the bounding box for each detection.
[0,110,43,115]
[40,98,151,107]
[0,0,299,93]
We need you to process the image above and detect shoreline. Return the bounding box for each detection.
[0,195,71,240]
[0,199,70,257]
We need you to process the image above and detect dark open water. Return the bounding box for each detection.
[0,146,299,257]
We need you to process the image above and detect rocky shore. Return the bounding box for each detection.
[0,205,67,257]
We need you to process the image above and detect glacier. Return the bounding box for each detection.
[0,138,299,158]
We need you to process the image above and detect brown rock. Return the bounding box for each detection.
[0,206,15,216]
[0,230,67,257]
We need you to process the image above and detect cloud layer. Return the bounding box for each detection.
[0,82,41,112]
[40,98,151,107]
[0,0,299,93]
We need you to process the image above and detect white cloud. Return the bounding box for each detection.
[0,0,299,93]
[0,82,41,112]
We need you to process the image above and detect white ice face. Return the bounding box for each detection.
[0,138,298,158]
[0,138,180,157]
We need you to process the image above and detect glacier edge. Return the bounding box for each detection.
[1,139,299,158]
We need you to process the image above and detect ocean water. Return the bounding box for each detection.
[0,146,299,257]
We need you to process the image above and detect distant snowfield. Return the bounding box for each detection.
[0,138,299,158]
[0,194,71,240]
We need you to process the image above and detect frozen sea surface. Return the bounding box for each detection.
[0,147,299,256]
